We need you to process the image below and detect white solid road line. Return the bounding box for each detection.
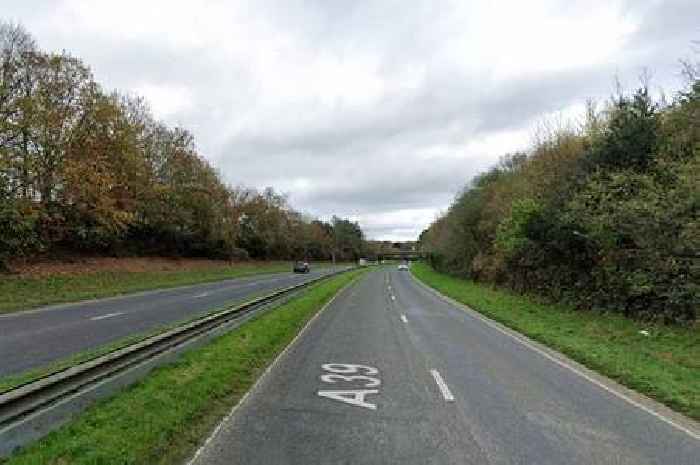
[90,312,124,321]
[430,369,455,402]
[185,276,357,465]
[411,275,700,441]
[400,314,408,323]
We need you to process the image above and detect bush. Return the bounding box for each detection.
[0,201,42,271]
[419,81,699,324]
[495,198,541,256]
[565,156,699,322]
[587,87,660,173]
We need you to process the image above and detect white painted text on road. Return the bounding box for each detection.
[318,363,380,410]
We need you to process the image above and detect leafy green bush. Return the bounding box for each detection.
[565,156,699,322]
[587,88,660,173]
[420,81,699,324]
[495,198,541,256]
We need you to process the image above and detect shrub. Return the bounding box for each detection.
[495,198,541,257]
[419,81,699,323]
[0,201,42,271]
[587,87,660,173]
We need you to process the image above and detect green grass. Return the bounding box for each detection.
[1,268,367,465]
[0,334,147,394]
[411,262,700,421]
[0,261,349,314]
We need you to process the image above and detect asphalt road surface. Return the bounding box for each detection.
[0,268,340,377]
[189,268,700,465]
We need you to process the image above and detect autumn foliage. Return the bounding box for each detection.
[0,23,365,268]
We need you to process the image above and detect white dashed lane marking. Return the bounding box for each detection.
[90,312,124,321]
[431,369,455,402]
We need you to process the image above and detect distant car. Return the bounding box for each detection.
[397,263,409,271]
[293,261,310,273]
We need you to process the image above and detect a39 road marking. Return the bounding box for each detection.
[317,363,381,410]
[321,373,381,387]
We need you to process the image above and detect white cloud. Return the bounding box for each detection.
[134,83,193,119]
[4,0,697,239]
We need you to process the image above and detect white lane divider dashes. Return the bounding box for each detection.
[430,369,455,402]
[90,312,124,321]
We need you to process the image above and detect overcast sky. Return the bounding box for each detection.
[4,1,698,240]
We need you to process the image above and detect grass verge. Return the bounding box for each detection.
[0,334,147,394]
[411,262,700,421]
[1,268,366,465]
[0,261,344,314]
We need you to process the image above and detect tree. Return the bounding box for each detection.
[587,87,660,173]
[61,92,149,249]
[0,22,41,267]
[0,22,368,268]
[0,22,36,199]
[331,216,364,261]
[421,80,698,323]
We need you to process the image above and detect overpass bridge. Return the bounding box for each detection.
[377,251,422,261]
[366,241,422,261]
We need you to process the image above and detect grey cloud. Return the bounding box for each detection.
[4,0,699,239]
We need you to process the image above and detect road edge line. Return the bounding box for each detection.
[185,271,366,465]
[409,272,700,442]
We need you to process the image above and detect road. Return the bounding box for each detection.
[0,268,340,377]
[190,268,700,465]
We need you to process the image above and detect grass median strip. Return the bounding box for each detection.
[1,268,366,465]
[411,262,700,421]
[0,333,146,394]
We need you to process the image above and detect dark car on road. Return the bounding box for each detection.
[293,261,310,273]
